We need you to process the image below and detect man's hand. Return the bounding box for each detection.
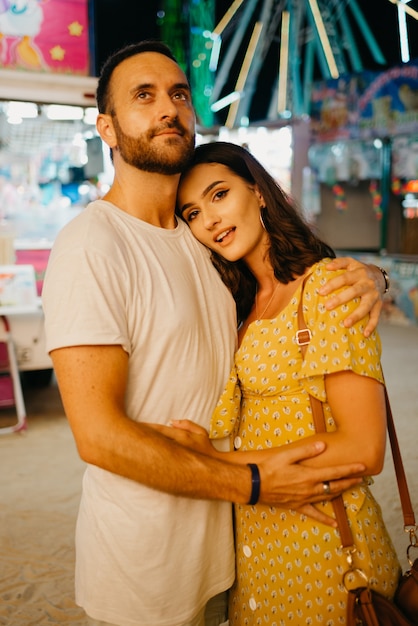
[257,441,365,508]
[319,257,385,336]
[153,422,365,513]
[164,421,365,510]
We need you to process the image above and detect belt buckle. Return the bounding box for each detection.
[296,329,312,346]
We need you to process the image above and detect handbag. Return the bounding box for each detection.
[296,290,418,625]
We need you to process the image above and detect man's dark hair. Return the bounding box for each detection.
[96,40,178,114]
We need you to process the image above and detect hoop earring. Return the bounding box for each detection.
[260,206,267,230]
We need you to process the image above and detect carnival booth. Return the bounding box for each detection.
[0,0,101,393]
[307,61,418,326]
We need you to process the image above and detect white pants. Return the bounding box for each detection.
[86,591,228,626]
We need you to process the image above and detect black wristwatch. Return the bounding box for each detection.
[378,267,390,294]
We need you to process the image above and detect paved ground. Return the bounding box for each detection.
[0,321,417,625]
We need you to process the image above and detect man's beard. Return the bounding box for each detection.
[112,115,195,175]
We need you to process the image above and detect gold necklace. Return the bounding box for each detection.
[255,282,280,319]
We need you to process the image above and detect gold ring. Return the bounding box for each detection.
[322,481,331,495]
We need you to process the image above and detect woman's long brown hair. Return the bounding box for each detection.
[178,141,335,324]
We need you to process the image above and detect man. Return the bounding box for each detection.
[42,41,386,626]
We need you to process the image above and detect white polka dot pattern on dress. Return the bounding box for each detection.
[211,261,401,625]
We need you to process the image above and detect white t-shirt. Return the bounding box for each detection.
[43,200,237,626]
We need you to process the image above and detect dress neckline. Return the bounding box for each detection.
[237,279,306,350]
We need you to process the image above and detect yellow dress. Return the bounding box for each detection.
[210,261,401,626]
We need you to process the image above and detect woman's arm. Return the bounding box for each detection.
[290,371,387,474]
[168,371,386,476]
[52,345,365,508]
[234,371,386,475]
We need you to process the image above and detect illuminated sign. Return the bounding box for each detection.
[0,0,90,75]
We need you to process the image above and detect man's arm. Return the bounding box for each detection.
[51,344,365,507]
[320,258,387,336]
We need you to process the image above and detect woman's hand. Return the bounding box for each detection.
[320,258,385,336]
[295,504,337,527]
[150,420,218,457]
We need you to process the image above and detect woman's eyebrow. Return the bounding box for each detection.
[180,180,225,214]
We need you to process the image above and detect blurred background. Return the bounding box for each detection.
[0,5,418,624]
[1,0,418,385]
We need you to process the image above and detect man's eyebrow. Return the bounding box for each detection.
[180,180,225,214]
[173,82,191,92]
[132,83,153,91]
[131,82,191,92]
[134,83,190,91]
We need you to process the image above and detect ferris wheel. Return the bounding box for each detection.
[189,0,418,128]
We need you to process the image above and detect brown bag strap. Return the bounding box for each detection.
[296,287,355,547]
[384,391,416,527]
[296,280,416,550]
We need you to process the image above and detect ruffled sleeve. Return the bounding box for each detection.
[299,262,385,402]
[209,366,241,440]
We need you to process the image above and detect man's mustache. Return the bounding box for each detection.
[150,120,187,137]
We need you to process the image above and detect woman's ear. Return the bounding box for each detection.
[254,185,266,208]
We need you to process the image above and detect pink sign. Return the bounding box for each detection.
[0,0,90,74]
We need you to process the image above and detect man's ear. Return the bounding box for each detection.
[96,113,117,149]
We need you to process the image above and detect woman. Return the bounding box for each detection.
[172,142,401,625]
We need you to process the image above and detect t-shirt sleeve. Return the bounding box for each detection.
[299,265,384,402]
[43,245,130,354]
